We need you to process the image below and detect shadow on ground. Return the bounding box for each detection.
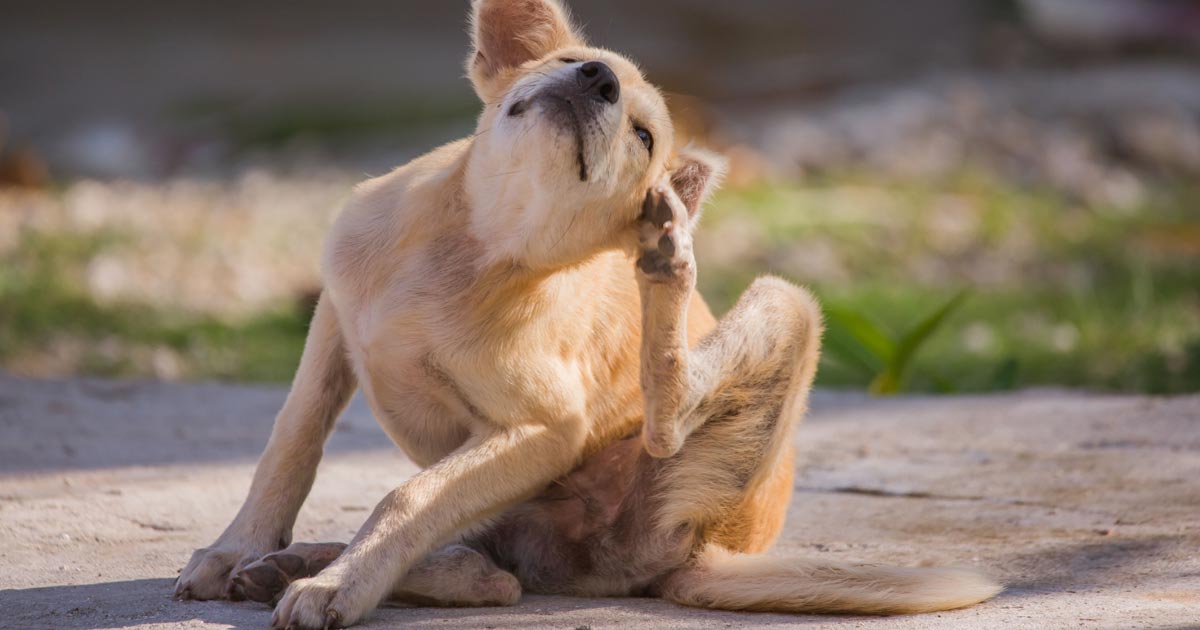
[5,578,854,630]
[0,375,870,475]
[8,529,1197,630]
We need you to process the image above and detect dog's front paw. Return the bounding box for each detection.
[175,535,287,601]
[636,184,694,284]
[271,572,373,630]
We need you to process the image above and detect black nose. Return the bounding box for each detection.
[578,61,620,105]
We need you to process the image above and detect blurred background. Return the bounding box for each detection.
[1,0,1198,394]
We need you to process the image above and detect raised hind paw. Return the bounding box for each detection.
[636,183,695,285]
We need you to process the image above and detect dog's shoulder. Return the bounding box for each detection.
[323,139,473,291]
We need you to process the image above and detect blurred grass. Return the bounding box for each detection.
[698,173,1200,394]
[2,171,1198,393]
[0,228,309,382]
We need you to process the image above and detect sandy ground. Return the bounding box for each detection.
[1,374,1197,630]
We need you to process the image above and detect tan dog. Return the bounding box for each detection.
[174,1,1002,627]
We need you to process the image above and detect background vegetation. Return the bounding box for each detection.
[3,0,1198,395]
[3,170,1196,394]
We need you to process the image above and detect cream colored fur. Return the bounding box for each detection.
[663,545,1004,615]
[173,1,1001,627]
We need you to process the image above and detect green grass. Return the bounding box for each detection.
[0,229,311,382]
[803,280,1200,394]
[698,173,1200,394]
[2,171,1198,394]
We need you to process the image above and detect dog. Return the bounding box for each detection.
[174,1,1002,627]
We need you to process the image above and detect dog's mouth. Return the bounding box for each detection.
[509,95,591,182]
[564,107,589,183]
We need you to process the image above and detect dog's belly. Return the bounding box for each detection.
[473,436,697,597]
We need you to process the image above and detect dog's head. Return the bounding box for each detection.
[463,0,725,268]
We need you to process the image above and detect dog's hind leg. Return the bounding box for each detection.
[633,173,824,558]
[654,278,821,537]
[236,542,520,608]
[236,543,349,604]
[389,544,522,607]
[634,181,821,463]
[640,264,821,552]
[640,284,1001,616]
[635,190,1001,613]
[638,267,1001,614]
[176,293,358,601]
[643,349,1002,620]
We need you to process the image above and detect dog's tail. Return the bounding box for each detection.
[660,545,1002,615]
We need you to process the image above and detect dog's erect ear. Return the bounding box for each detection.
[669,146,728,219]
[468,0,582,100]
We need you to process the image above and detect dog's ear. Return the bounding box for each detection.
[468,0,582,101]
[669,146,728,219]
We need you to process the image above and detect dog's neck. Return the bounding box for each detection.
[456,135,638,272]
[455,243,625,337]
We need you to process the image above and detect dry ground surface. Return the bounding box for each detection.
[0,375,1197,630]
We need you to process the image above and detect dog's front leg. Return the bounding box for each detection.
[270,419,585,629]
[176,293,357,601]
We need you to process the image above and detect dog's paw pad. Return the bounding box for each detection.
[644,187,675,228]
[235,543,347,605]
[637,187,693,282]
[235,556,294,603]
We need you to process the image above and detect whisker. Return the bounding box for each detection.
[551,202,581,251]
[510,121,534,160]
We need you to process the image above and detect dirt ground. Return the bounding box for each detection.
[1,374,1197,629]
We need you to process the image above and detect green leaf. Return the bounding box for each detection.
[821,326,883,379]
[823,306,895,364]
[876,290,970,395]
[869,371,901,395]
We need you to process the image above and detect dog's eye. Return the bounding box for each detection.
[560,57,579,64]
[634,126,654,154]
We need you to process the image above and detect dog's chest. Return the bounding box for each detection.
[328,229,641,460]
[340,276,590,432]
